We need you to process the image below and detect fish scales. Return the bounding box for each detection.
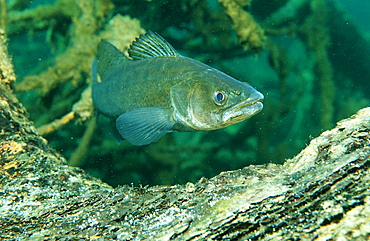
[93,57,208,118]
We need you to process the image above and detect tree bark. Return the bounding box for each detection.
[1,29,369,240]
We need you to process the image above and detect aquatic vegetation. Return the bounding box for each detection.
[0,30,15,85]
[3,0,369,186]
[303,0,335,130]
[219,0,265,52]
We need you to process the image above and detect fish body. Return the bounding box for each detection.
[92,31,264,146]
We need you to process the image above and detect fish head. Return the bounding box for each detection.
[171,69,264,131]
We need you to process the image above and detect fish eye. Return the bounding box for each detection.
[213,91,227,105]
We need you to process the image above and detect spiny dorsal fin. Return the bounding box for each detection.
[128,30,179,60]
[97,40,128,80]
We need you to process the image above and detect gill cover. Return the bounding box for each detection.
[171,76,224,130]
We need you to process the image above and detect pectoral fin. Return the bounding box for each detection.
[116,107,175,146]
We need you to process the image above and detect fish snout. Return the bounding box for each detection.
[246,91,264,104]
[220,89,264,124]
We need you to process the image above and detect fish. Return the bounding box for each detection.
[92,31,264,146]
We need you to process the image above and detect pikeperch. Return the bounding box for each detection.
[92,31,264,146]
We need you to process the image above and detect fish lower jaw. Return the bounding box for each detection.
[222,101,263,123]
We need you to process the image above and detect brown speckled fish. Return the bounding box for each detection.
[92,31,264,146]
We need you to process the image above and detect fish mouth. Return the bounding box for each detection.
[222,91,264,123]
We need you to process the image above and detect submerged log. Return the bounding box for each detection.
[0,29,370,240]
